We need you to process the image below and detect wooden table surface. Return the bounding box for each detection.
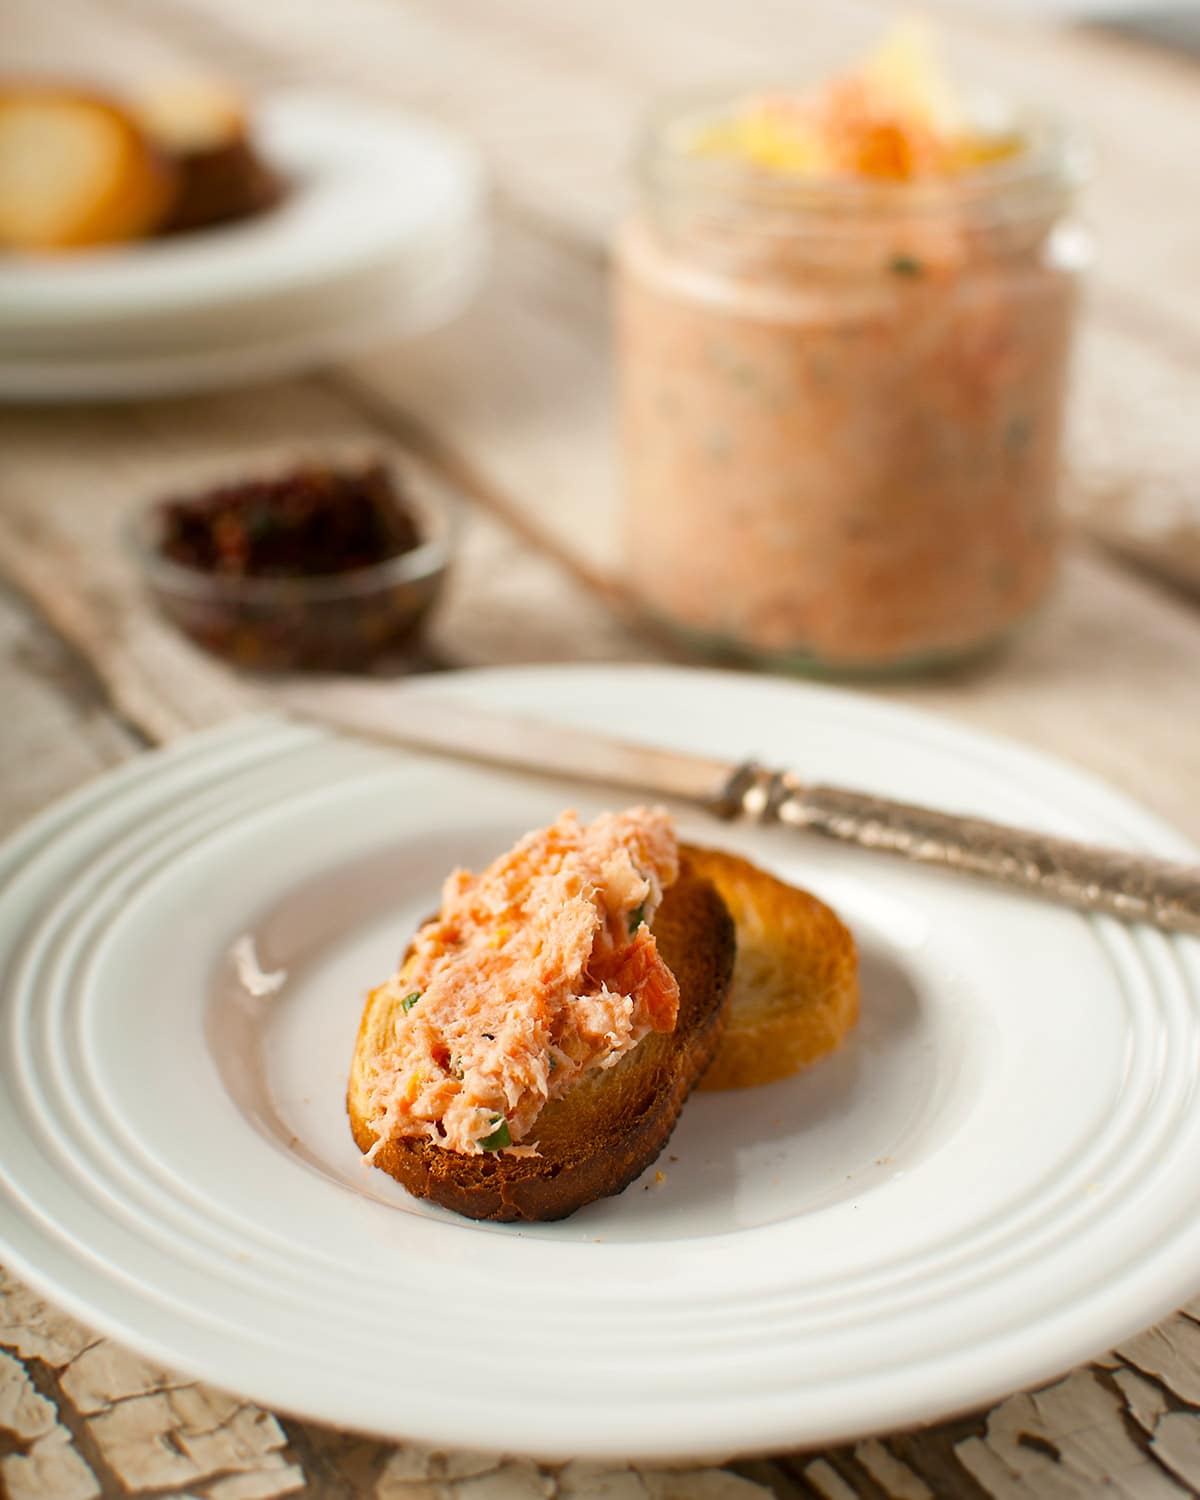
[3,1,1200,1496]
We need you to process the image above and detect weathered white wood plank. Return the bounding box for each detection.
[0,583,139,833]
[0,374,657,741]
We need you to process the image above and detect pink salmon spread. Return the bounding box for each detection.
[362,808,680,1156]
[617,24,1082,669]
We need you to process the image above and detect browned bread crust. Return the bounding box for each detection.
[157,136,280,234]
[134,84,280,234]
[348,871,735,1222]
[681,845,859,1091]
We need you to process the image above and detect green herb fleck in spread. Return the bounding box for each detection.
[480,1117,512,1151]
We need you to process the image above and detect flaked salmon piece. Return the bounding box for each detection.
[588,927,681,1034]
[362,807,680,1156]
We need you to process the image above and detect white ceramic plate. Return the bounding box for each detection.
[0,233,487,401]
[0,94,487,400]
[2,665,1199,1462]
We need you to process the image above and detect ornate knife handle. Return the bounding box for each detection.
[714,764,1200,938]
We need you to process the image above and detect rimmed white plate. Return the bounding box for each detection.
[0,94,487,400]
[2,665,1199,1462]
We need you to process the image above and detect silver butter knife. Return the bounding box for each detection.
[275,681,1200,938]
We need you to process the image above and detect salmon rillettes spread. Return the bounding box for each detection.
[617,24,1086,671]
[360,808,681,1156]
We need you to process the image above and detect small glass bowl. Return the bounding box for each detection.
[127,461,457,672]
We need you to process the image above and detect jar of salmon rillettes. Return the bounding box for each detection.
[616,53,1088,673]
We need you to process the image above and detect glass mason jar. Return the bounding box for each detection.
[616,90,1088,673]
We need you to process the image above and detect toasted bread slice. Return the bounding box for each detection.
[134,80,280,234]
[681,845,859,1091]
[0,86,175,250]
[348,872,735,1222]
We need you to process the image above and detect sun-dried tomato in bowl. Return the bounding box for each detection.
[129,461,453,671]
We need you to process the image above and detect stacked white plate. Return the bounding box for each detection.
[0,94,489,401]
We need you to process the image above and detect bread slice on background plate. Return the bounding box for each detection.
[0,86,175,251]
[133,80,281,234]
[349,870,735,1222]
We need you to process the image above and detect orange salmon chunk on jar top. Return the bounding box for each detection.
[362,807,680,1157]
[616,22,1087,672]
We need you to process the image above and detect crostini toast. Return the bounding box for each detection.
[0,86,174,250]
[682,845,859,1091]
[134,80,280,233]
[349,869,735,1222]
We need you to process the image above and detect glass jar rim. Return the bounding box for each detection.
[635,81,1088,228]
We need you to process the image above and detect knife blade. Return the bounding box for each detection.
[273,679,1200,938]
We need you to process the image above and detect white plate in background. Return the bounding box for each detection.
[0,94,488,400]
[1,665,1199,1461]
[0,227,487,400]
